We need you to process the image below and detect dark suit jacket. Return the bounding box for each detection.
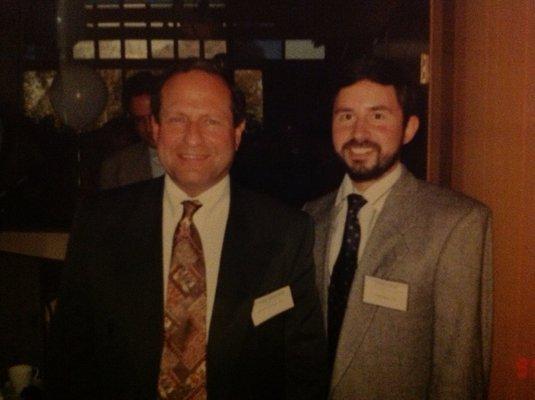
[46,178,327,400]
[304,167,492,400]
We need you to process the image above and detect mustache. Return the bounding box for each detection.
[341,139,381,152]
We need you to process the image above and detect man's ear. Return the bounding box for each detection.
[151,115,161,143]
[234,121,246,150]
[403,115,420,145]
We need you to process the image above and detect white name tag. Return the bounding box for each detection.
[251,286,294,326]
[363,275,408,311]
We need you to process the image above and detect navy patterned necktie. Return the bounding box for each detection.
[328,193,367,366]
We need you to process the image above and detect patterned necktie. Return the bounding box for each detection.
[328,193,367,366]
[158,200,207,400]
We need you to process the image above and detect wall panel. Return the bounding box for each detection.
[435,0,535,398]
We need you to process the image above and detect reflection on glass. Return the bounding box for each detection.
[183,0,199,8]
[255,40,282,59]
[124,22,147,28]
[124,1,146,9]
[99,40,121,59]
[151,1,173,8]
[73,41,96,60]
[285,40,325,60]
[209,0,226,9]
[234,70,263,123]
[125,39,148,59]
[96,3,120,9]
[152,40,174,59]
[98,22,121,28]
[204,40,226,59]
[233,40,282,61]
[178,40,200,58]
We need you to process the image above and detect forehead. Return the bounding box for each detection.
[334,79,401,110]
[160,70,232,110]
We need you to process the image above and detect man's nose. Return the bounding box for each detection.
[183,121,202,145]
[350,117,370,140]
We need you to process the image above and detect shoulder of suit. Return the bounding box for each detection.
[82,177,163,213]
[102,141,148,165]
[302,190,337,218]
[396,171,491,220]
[232,183,313,225]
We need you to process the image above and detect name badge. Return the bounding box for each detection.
[363,275,408,311]
[251,286,294,326]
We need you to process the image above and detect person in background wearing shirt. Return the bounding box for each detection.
[46,59,327,400]
[100,71,165,189]
[303,57,492,400]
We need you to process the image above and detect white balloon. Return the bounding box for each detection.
[49,64,108,131]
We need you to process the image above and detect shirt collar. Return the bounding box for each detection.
[149,146,159,159]
[335,163,403,208]
[163,174,230,217]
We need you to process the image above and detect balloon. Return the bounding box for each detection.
[49,64,108,131]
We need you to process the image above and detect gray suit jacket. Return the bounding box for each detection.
[100,141,153,190]
[303,166,492,400]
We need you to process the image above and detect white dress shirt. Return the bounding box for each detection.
[326,163,403,276]
[162,174,230,332]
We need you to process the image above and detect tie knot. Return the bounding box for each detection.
[181,200,202,220]
[347,194,366,213]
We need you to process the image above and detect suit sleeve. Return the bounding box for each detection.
[99,156,118,190]
[284,215,329,400]
[430,205,492,400]
[45,202,99,399]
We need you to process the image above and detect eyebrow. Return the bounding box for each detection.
[369,105,393,113]
[333,107,354,114]
[333,104,395,114]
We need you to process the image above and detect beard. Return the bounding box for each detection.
[339,139,402,182]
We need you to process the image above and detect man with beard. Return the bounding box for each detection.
[303,57,492,400]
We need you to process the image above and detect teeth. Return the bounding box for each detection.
[349,147,373,155]
[181,154,205,159]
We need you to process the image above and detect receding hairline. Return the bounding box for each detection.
[160,69,232,94]
[153,65,245,127]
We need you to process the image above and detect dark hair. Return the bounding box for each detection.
[122,71,157,111]
[151,59,246,128]
[330,57,418,125]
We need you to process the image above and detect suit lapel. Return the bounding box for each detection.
[207,184,274,397]
[114,178,164,389]
[309,192,337,323]
[331,169,419,389]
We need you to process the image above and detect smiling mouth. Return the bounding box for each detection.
[348,147,374,156]
[179,154,209,160]
[342,139,380,159]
